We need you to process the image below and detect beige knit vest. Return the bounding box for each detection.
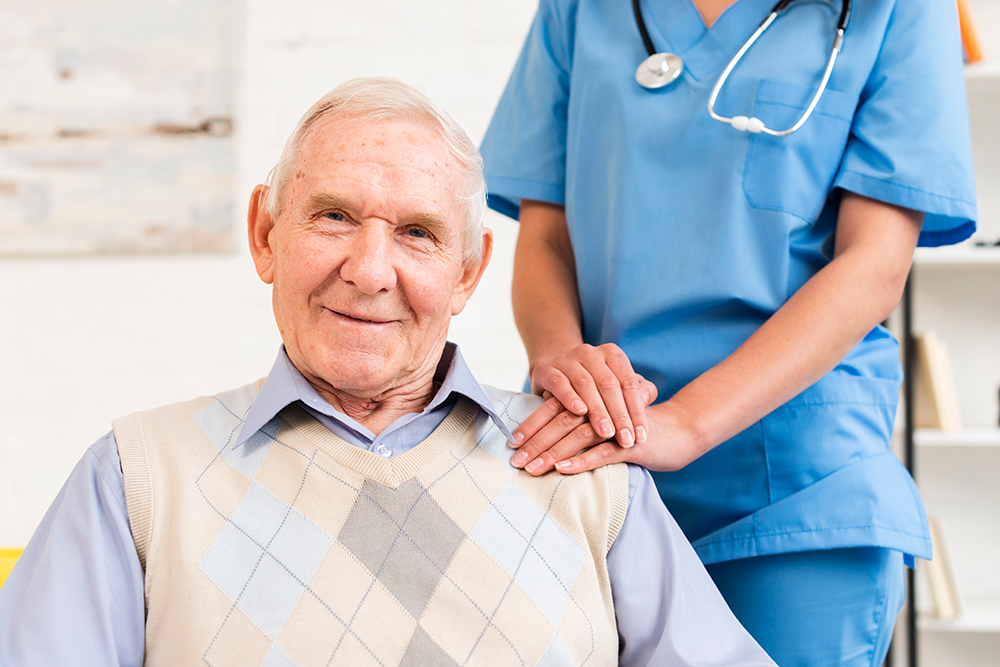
[113,382,628,667]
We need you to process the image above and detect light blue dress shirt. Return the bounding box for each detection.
[0,344,775,666]
[479,0,975,566]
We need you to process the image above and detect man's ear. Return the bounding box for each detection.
[248,184,276,285]
[451,228,494,316]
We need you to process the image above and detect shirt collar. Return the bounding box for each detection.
[234,342,513,447]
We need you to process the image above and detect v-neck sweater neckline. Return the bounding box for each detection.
[280,398,480,489]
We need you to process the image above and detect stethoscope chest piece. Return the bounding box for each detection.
[635,52,683,89]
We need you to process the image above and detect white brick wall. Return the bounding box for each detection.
[0,0,536,545]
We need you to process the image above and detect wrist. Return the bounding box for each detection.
[525,338,583,377]
[649,401,715,462]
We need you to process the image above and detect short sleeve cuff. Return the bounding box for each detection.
[835,169,977,248]
[486,176,566,220]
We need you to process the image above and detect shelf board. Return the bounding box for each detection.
[964,61,1000,80]
[919,601,1000,633]
[913,246,1000,266]
[914,428,1000,448]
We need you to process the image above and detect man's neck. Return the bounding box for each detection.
[298,349,449,435]
[319,379,439,435]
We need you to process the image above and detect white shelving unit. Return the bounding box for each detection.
[893,4,1000,660]
[903,246,1000,663]
[919,600,1000,634]
[912,429,1000,640]
[914,428,1000,448]
[912,247,1000,266]
[903,252,1000,664]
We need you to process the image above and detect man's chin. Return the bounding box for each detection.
[295,335,443,401]
[310,350,407,396]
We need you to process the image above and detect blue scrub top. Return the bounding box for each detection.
[480,0,977,564]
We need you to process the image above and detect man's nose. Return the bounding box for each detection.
[339,225,398,294]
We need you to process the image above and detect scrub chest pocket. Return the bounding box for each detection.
[743,80,859,222]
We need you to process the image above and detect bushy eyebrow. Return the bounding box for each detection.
[404,211,452,239]
[303,192,454,238]
[303,192,353,215]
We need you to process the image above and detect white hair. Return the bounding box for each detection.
[265,77,487,265]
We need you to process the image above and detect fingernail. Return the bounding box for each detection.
[599,419,614,438]
[636,426,647,444]
[572,401,587,414]
[512,431,525,445]
[619,428,634,448]
[525,458,544,473]
[512,450,529,467]
[554,460,572,472]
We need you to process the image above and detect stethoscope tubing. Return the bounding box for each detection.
[634,0,851,58]
[633,0,852,136]
[632,0,658,58]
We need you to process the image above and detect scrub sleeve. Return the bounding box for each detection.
[481,0,976,660]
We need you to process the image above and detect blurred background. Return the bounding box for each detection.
[0,0,536,546]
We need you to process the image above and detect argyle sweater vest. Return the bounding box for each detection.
[112,381,629,667]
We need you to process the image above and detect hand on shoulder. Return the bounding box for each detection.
[520,342,657,448]
[511,394,708,476]
[508,343,720,476]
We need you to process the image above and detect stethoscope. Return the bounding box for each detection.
[633,0,852,136]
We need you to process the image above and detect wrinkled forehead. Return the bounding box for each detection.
[291,115,465,215]
[303,113,452,170]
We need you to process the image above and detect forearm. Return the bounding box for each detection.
[656,192,923,458]
[534,193,923,475]
[510,200,655,449]
[511,193,923,476]
[512,200,583,376]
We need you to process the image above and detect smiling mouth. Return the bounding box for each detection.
[328,308,393,325]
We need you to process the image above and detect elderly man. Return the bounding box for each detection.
[0,78,774,667]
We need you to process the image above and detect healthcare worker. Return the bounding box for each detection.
[480,0,977,663]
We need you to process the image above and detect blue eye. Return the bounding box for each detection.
[325,211,346,221]
[407,228,430,238]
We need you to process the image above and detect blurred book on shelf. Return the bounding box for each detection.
[913,331,963,430]
[958,0,985,63]
[924,516,961,620]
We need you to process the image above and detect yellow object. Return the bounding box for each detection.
[0,548,24,590]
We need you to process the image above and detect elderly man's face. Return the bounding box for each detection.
[248,116,490,399]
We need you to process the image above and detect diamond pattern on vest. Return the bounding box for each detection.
[261,645,299,667]
[398,626,460,667]
[182,388,614,667]
[470,480,586,626]
[538,635,575,665]
[200,481,334,639]
[193,390,274,479]
[339,477,465,618]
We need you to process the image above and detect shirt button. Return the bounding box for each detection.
[374,444,392,458]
